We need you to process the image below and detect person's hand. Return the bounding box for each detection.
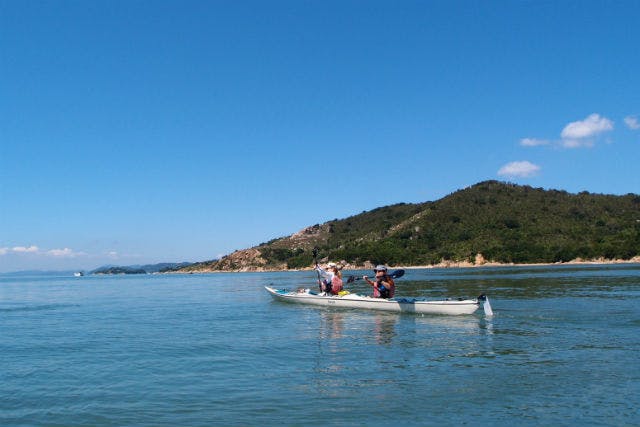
[363,275,368,280]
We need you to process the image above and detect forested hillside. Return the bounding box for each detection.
[178,181,640,271]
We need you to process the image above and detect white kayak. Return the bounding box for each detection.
[265,286,492,316]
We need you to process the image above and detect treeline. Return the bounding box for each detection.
[92,266,146,275]
[92,262,193,275]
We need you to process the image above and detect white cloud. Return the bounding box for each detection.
[520,113,615,150]
[0,247,8,255]
[498,161,541,178]
[561,138,595,148]
[47,248,83,258]
[624,115,640,130]
[12,245,40,253]
[520,138,550,147]
[561,113,613,140]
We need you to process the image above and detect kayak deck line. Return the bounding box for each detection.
[265,286,490,316]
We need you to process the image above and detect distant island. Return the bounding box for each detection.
[92,266,147,275]
[170,180,640,273]
[92,262,193,275]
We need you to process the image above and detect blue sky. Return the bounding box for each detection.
[1,1,639,272]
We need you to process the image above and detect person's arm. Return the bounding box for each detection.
[381,277,395,296]
[379,276,393,288]
[316,266,331,279]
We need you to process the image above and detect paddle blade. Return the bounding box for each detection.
[478,294,494,317]
[346,275,356,284]
[483,296,494,317]
[390,269,405,279]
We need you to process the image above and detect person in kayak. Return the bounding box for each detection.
[363,265,395,298]
[315,262,344,295]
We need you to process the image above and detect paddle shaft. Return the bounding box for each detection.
[312,247,323,292]
[347,269,404,283]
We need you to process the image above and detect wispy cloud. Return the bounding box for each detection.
[520,138,550,147]
[0,245,84,258]
[624,115,640,130]
[46,248,84,258]
[11,245,40,253]
[561,138,595,148]
[497,161,541,178]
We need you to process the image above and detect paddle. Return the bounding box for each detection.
[478,294,494,317]
[346,269,405,284]
[312,247,323,292]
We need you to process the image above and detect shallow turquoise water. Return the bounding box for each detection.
[1,265,639,426]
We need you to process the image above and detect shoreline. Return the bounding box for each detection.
[401,256,640,270]
[176,256,640,274]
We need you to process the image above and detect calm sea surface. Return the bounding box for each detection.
[1,265,639,426]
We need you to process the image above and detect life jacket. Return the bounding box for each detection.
[375,275,394,298]
[331,275,343,294]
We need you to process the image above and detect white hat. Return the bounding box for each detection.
[327,262,337,268]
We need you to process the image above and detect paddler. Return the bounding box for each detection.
[314,262,344,295]
[363,265,395,298]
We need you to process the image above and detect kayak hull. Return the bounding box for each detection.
[265,286,480,315]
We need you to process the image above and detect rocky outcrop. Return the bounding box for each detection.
[213,248,273,272]
[280,224,330,248]
[474,253,486,266]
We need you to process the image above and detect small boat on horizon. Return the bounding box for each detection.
[74,272,84,277]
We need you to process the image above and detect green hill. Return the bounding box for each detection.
[178,181,640,272]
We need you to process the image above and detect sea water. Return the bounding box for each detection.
[1,265,639,426]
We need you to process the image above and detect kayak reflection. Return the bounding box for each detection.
[372,314,397,345]
[317,311,398,345]
[318,310,345,340]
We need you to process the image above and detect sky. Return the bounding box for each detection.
[1,0,639,272]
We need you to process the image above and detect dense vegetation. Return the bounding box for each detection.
[321,181,640,266]
[182,181,640,271]
[92,266,147,275]
[92,262,193,275]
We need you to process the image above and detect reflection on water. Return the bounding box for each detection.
[313,310,401,345]
[308,311,398,399]
[372,314,396,345]
[318,310,345,340]
[413,314,481,331]
[310,309,489,380]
